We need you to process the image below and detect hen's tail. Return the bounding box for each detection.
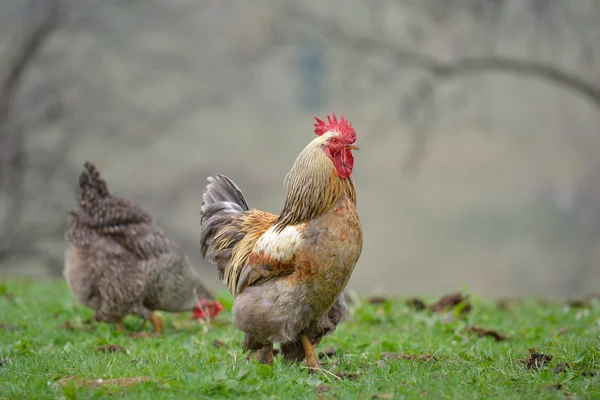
[71,161,152,231]
[199,175,250,273]
[77,161,109,213]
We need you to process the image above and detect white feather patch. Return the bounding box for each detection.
[254,225,302,262]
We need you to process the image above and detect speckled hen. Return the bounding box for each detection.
[64,162,222,333]
[200,113,362,369]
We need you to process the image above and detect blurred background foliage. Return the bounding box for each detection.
[1,0,599,298]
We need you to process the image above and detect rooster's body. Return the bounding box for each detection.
[64,162,221,333]
[200,114,362,367]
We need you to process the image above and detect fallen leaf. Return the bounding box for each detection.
[335,372,359,380]
[520,348,553,369]
[212,339,227,349]
[567,299,588,308]
[552,362,569,373]
[468,326,507,341]
[545,383,563,391]
[56,376,153,388]
[368,296,388,304]
[381,352,436,362]
[406,298,426,310]
[428,292,471,315]
[318,346,337,359]
[94,344,126,353]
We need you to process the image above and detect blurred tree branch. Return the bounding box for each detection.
[275,3,600,172]
[0,0,67,266]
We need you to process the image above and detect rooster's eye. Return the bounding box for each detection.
[331,138,338,144]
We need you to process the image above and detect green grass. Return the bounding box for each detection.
[0,279,599,399]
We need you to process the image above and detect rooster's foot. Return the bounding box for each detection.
[300,334,321,371]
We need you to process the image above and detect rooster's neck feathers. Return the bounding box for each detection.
[274,136,356,231]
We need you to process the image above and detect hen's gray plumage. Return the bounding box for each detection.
[64,162,214,330]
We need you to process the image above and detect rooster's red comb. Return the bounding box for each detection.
[314,113,356,142]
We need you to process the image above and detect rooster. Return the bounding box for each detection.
[200,113,362,369]
[64,162,223,333]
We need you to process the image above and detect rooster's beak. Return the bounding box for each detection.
[347,144,360,151]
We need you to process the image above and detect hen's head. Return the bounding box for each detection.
[314,113,358,178]
[193,298,224,320]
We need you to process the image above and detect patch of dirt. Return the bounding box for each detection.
[212,339,227,348]
[0,323,17,331]
[520,348,552,369]
[496,298,516,310]
[335,372,359,380]
[94,344,126,353]
[557,326,569,335]
[129,332,156,339]
[406,298,427,310]
[545,383,563,391]
[567,299,588,308]
[468,326,507,341]
[61,319,95,332]
[428,292,471,315]
[315,384,331,393]
[318,346,337,359]
[0,293,15,301]
[381,352,436,362]
[552,362,569,373]
[56,376,153,388]
[62,321,74,330]
[371,394,394,400]
[367,296,388,304]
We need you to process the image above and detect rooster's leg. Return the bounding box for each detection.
[300,334,321,370]
[149,312,163,334]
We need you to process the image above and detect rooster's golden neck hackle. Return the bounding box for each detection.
[275,113,358,231]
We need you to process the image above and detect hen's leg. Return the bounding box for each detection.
[257,344,274,366]
[115,320,125,332]
[150,312,163,334]
[247,345,274,366]
[300,334,321,370]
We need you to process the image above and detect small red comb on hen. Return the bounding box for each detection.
[193,298,224,320]
[314,113,356,142]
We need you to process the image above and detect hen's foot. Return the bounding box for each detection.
[247,345,274,366]
[300,334,321,371]
[260,344,274,366]
[115,320,125,332]
[150,312,163,334]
